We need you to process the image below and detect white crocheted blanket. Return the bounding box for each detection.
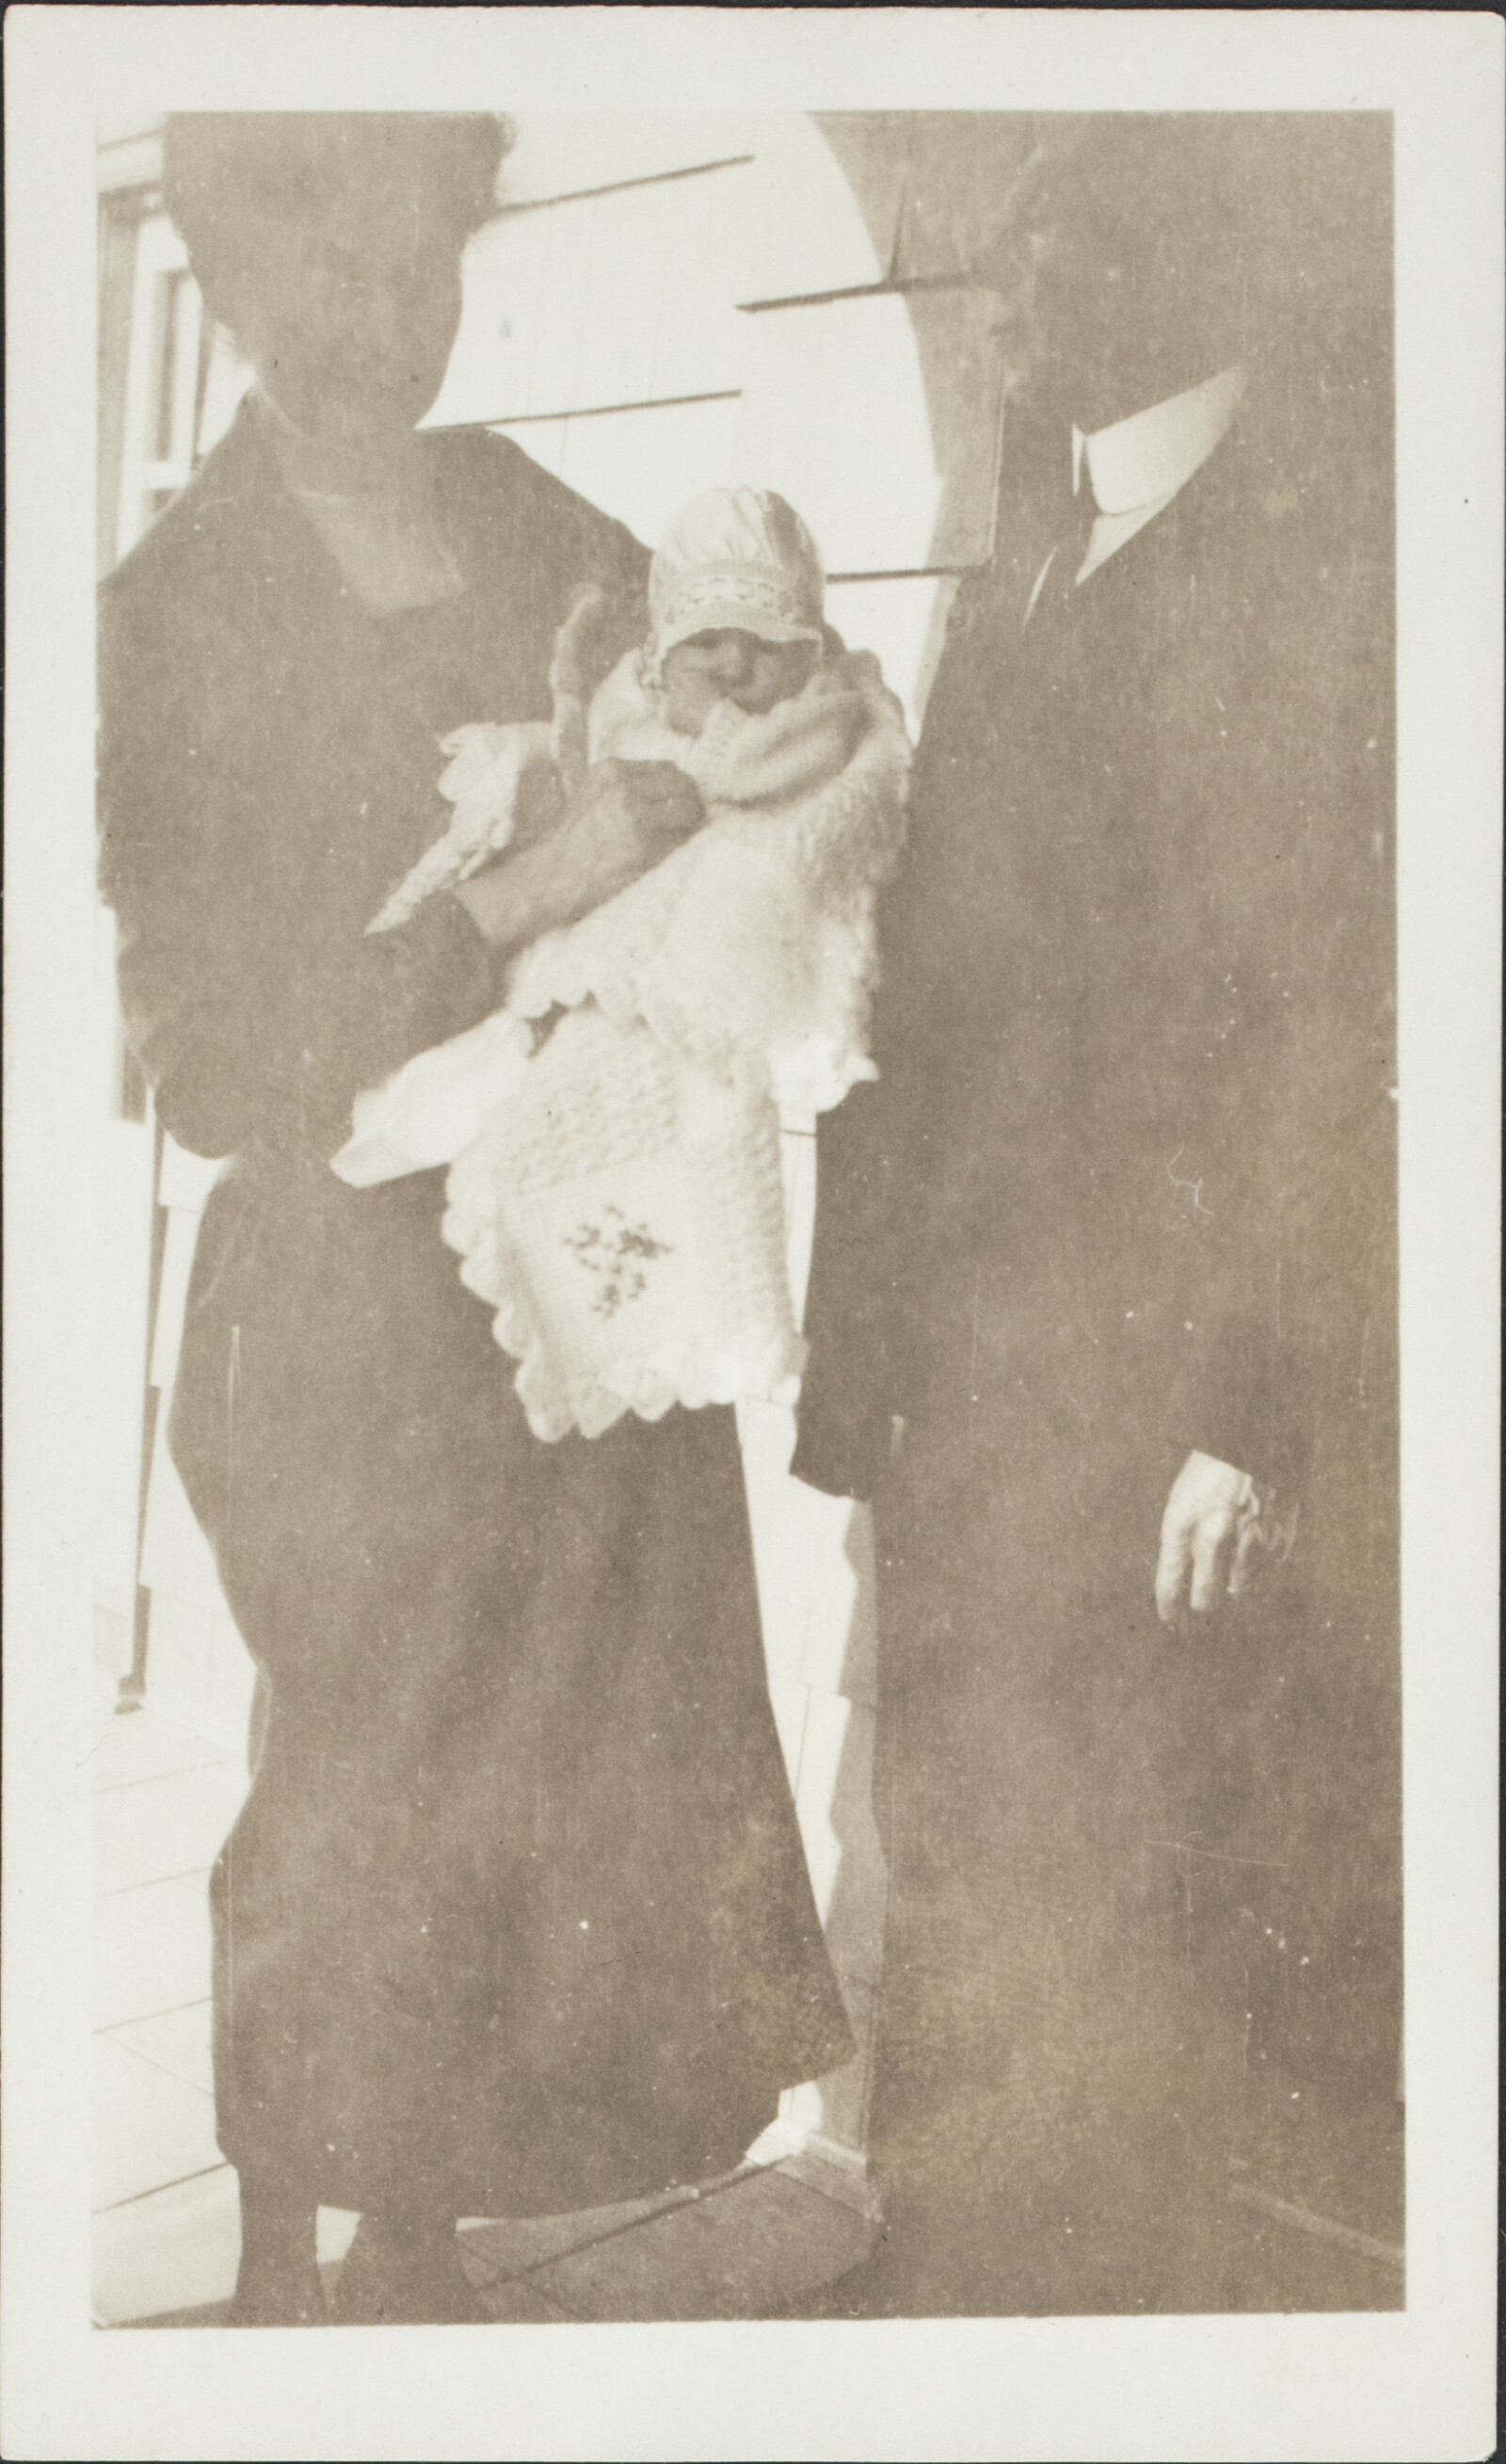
[332,647,910,1440]
[507,647,909,1114]
[442,1008,804,1440]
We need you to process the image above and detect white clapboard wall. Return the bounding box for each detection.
[98,111,1017,2198]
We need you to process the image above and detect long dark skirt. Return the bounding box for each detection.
[172,1157,852,2220]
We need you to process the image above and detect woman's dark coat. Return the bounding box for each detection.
[98,402,851,2220]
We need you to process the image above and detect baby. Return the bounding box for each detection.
[333,487,911,1441]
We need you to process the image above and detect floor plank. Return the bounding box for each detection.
[528,2166,876,2320]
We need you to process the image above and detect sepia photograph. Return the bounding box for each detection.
[4,9,1499,2461]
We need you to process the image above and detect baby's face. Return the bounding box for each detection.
[659,630,819,735]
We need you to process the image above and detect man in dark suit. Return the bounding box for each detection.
[793,116,1400,2312]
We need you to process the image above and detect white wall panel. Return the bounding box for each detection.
[495,115,892,300]
[137,1411,216,1602]
[427,164,753,430]
[497,114,759,210]
[825,572,951,735]
[735,292,940,577]
[156,1136,222,1216]
[427,202,555,427]
[739,116,894,303]
[146,1211,199,1396]
[549,394,745,547]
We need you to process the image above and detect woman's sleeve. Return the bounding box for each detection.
[99,601,503,1164]
[109,862,502,1164]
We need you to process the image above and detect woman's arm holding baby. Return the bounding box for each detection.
[454,758,702,954]
[331,757,708,1186]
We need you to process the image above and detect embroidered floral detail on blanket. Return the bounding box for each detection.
[332,645,910,1441]
[441,1007,807,1441]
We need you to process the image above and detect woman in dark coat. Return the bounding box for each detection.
[98,115,850,2325]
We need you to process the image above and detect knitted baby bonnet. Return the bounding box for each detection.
[648,487,825,669]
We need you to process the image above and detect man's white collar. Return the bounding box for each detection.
[1070,362,1245,585]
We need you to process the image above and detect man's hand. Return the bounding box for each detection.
[1154,1449,1299,1625]
[455,758,702,956]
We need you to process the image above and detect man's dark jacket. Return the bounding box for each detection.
[793,334,1400,2308]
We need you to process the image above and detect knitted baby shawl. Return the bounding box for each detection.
[336,647,910,1441]
[507,646,907,1114]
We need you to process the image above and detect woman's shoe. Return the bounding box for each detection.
[329,2215,493,2326]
